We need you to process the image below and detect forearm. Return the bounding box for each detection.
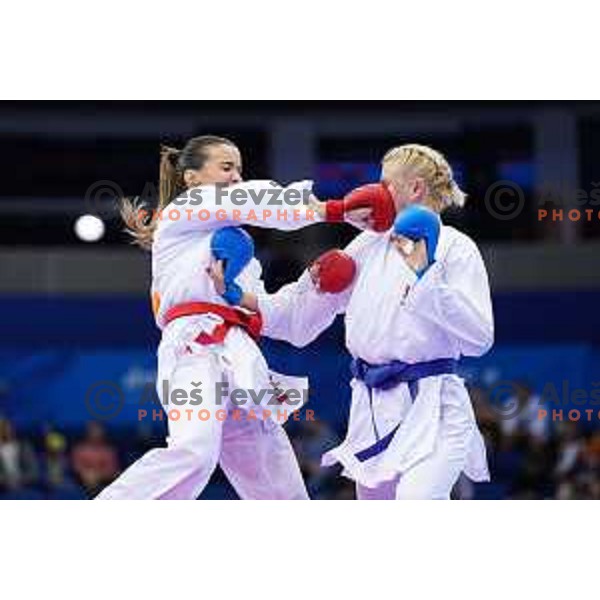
[239,291,259,312]
[257,271,345,347]
[234,183,323,231]
[168,180,322,234]
[406,264,494,356]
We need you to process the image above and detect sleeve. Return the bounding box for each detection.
[158,179,321,237]
[254,232,377,348]
[404,235,494,357]
[255,270,348,348]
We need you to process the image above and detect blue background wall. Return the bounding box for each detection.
[2,292,600,433]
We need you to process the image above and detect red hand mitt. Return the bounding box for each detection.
[311,249,357,293]
[324,183,396,232]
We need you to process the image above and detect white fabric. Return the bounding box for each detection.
[152,179,318,329]
[97,342,308,499]
[257,225,494,497]
[98,180,319,500]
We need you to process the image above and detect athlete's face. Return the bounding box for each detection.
[381,164,426,213]
[184,144,243,187]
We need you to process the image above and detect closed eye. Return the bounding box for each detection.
[221,161,241,174]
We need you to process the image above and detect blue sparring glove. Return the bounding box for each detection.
[392,204,441,278]
[210,227,255,305]
[222,282,243,306]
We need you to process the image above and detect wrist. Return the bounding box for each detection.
[241,292,258,312]
[314,202,326,220]
[222,282,243,305]
[324,200,345,223]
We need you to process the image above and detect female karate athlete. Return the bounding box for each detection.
[216,144,494,500]
[97,135,387,500]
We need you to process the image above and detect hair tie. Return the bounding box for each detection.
[161,145,181,167]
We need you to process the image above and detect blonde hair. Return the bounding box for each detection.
[381,144,466,212]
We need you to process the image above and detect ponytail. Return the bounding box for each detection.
[120,136,235,250]
[158,145,183,210]
[120,146,182,251]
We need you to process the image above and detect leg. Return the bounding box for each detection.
[96,352,224,500]
[219,417,309,500]
[395,391,473,500]
[394,436,468,499]
[356,477,399,500]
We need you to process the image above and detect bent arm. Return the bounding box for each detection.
[256,270,349,348]
[251,232,378,347]
[405,238,494,356]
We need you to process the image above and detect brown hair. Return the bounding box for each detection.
[120,135,236,250]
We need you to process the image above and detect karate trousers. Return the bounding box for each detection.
[96,346,308,500]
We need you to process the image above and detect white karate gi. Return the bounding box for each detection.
[97,180,319,500]
[256,225,494,499]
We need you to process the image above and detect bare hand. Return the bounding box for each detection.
[390,235,428,274]
[309,263,324,293]
[206,260,226,295]
[344,207,375,231]
[307,194,326,219]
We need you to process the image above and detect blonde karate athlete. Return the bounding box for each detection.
[97,135,387,500]
[222,144,494,500]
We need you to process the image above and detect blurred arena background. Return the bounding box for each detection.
[1,100,599,500]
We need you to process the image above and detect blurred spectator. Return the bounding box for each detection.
[0,383,597,500]
[123,421,165,465]
[468,384,598,500]
[331,478,356,500]
[71,422,120,498]
[40,426,85,499]
[500,382,551,442]
[575,448,600,500]
[452,473,475,500]
[559,432,600,500]
[469,385,497,428]
[491,433,524,494]
[554,422,584,479]
[587,431,600,458]
[514,436,555,498]
[0,418,39,494]
[292,419,341,499]
[44,427,69,488]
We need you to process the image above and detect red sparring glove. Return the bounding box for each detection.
[324,183,396,232]
[310,249,357,293]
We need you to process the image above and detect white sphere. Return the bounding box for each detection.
[74,215,105,242]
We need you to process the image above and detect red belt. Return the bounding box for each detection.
[162,301,263,345]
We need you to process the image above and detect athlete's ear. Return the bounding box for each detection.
[184,169,201,188]
[408,177,426,202]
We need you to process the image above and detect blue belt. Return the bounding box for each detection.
[350,357,458,462]
[350,357,458,392]
[355,426,400,462]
